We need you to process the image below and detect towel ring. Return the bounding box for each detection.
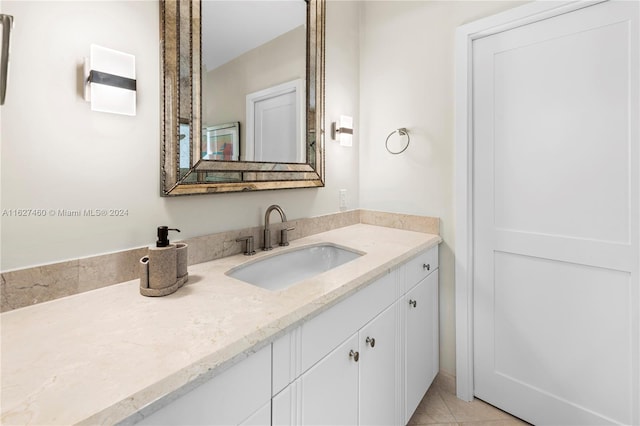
[385,128,410,155]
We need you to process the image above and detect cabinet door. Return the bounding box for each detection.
[359,303,400,426]
[300,334,359,425]
[404,270,439,421]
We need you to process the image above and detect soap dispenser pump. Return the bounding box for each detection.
[157,226,180,247]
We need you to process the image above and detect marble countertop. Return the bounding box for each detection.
[0,224,441,425]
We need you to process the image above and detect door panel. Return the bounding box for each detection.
[492,19,631,243]
[493,252,632,420]
[472,1,639,424]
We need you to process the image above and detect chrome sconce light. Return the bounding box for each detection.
[84,44,136,116]
[331,115,353,147]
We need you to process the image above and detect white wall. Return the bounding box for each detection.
[0,0,360,271]
[358,0,524,376]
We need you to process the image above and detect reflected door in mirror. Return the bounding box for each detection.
[246,79,305,163]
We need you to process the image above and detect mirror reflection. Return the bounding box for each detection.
[160,0,325,196]
[201,0,307,164]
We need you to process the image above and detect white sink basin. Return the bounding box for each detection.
[227,243,363,291]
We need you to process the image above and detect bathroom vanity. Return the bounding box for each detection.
[271,245,438,426]
[0,224,440,425]
[139,243,438,426]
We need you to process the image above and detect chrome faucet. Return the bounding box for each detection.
[263,204,287,251]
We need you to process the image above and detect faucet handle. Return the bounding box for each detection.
[279,227,296,247]
[236,236,256,256]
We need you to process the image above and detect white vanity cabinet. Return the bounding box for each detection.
[273,245,439,426]
[136,244,438,426]
[272,271,398,425]
[272,303,399,426]
[404,270,439,421]
[402,246,439,423]
[137,344,271,426]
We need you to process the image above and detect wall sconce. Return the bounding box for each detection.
[1,14,14,106]
[331,115,353,147]
[84,44,136,116]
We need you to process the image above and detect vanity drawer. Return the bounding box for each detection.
[404,246,438,293]
[300,272,395,373]
[272,272,396,395]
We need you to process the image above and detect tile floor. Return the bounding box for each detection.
[408,373,531,426]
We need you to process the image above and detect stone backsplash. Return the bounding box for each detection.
[1,210,438,312]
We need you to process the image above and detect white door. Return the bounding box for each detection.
[473,1,638,425]
[246,79,305,163]
[254,91,297,162]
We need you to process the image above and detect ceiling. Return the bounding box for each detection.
[202,0,306,71]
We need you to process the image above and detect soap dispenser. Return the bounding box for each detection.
[139,226,187,297]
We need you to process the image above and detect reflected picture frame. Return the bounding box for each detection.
[202,122,240,161]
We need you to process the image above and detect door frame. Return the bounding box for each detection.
[453,0,609,403]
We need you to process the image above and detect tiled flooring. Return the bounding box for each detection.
[408,373,531,426]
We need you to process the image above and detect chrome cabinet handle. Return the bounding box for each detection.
[349,349,359,362]
[366,336,376,348]
[423,263,430,271]
[409,299,417,308]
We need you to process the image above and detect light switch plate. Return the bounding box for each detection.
[339,189,347,210]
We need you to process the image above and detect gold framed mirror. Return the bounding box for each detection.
[160,0,325,196]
